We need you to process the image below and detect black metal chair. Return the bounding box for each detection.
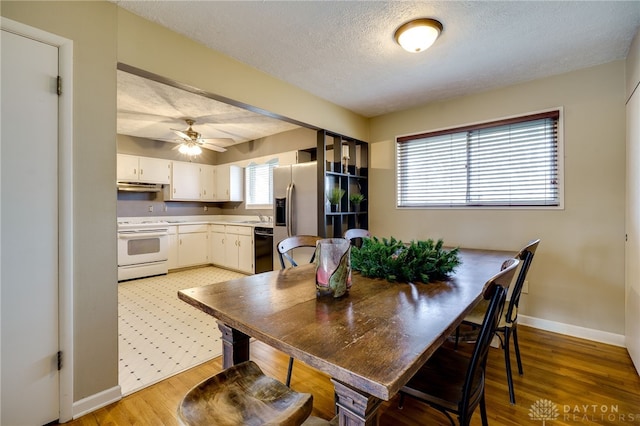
[178,360,314,426]
[456,239,540,404]
[343,228,371,247]
[398,258,519,426]
[276,235,323,387]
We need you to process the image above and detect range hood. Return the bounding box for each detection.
[117,182,163,192]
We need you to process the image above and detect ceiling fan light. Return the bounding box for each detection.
[178,143,202,157]
[395,18,442,53]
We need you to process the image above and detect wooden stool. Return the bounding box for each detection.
[178,360,314,425]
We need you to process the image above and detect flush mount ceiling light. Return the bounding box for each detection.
[394,18,443,53]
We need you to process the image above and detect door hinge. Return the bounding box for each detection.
[57,350,63,370]
[57,76,62,96]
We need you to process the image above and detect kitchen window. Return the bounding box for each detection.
[245,158,278,209]
[396,109,562,208]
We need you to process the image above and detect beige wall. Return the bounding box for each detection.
[369,61,627,335]
[1,1,119,401]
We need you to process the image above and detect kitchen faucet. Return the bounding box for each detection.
[257,213,266,222]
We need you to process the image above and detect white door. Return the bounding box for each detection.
[1,29,60,424]
[626,85,640,373]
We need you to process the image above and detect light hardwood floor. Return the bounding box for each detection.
[64,325,640,425]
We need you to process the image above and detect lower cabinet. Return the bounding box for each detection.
[167,226,178,270]
[210,224,253,274]
[210,225,226,266]
[177,224,209,268]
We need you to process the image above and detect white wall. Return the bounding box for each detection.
[369,61,627,336]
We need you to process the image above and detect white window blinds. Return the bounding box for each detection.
[397,111,560,207]
[245,158,278,208]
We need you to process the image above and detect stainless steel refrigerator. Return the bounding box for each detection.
[273,161,318,269]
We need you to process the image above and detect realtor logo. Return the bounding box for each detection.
[529,399,560,425]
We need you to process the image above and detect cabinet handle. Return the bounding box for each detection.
[133,168,137,175]
[179,239,182,245]
[174,188,176,194]
[140,169,143,175]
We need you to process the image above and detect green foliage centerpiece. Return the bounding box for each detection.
[350,236,460,283]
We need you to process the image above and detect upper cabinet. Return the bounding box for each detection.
[214,164,244,202]
[316,130,369,238]
[165,161,243,202]
[117,154,171,184]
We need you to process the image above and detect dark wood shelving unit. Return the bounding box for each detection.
[316,130,369,238]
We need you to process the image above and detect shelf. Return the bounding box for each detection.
[317,130,369,238]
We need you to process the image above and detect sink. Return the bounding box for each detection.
[229,220,266,224]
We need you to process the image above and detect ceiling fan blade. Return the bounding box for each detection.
[201,137,235,144]
[200,142,227,153]
[172,129,191,140]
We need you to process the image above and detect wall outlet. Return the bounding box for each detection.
[148,205,153,212]
[522,280,529,294]
[204,206,208,212]
[163,204,168,212]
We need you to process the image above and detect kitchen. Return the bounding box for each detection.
[116,66,366,394]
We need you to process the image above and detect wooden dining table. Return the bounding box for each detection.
[178,248,513,426]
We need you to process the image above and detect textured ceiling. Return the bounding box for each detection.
[117,70,300,147]
[115,0,639,119]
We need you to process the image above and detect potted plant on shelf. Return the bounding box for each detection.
[327,188,345,212]
[349,193,365,212]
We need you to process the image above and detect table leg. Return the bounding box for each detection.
[217,322,250,369]
[331,379,383,426]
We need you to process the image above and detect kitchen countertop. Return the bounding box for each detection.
[117,215,273,229]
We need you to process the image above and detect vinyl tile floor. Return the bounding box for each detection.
[118,266,246,396]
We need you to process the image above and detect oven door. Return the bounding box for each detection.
[118,229,169,266]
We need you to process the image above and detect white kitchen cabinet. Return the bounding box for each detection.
[209,225,226,266]
[223,225,253,273]
[168,161,217,201]
[177,224,209,267]
[117,154,139,181]
[214,164,244,202]
[170,161,201,200]
[117,154,171,184]
[210,224,253,273]
[167,226,178,270]
[200,164,216,201]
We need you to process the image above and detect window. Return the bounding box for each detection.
[245,158,278,209]
[396,110,561,208]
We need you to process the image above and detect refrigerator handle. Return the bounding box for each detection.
[286,182,294,237]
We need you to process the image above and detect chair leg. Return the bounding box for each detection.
[454,326,460,349]
[503,328,516,405]
[512,325,524,375]
[479,391,488,426]
[398,392,405,409]
[286,357,294,387]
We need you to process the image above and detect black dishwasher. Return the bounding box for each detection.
[254,227,274,273]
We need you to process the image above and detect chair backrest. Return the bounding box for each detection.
[504,239,540,324]
[461,258,518,418]
[344,229,371,246]
[277,235,323,268]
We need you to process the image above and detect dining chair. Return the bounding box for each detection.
[456,239,540,404]
[277,235,323,269]
[276,235,323,387]
[343,228,371,247]
[398,258,519,426]
[178,360,329,425]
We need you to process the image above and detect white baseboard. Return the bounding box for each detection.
[519,315,626,347]
[72,385,122,419]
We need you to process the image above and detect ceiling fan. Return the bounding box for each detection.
[171,119,231,155]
